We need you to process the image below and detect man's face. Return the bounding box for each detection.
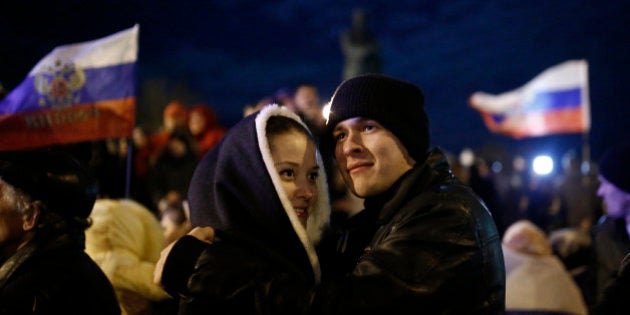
[0,182,29,259]
[293,86,322,121]
[597,175,630,219]
[332,117,415,198]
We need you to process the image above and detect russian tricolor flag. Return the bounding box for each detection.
[0,25,139,150]
[469,59,590,139]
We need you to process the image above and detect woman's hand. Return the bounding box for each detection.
[153,226,216,285]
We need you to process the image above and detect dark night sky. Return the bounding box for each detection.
[2,0,630,165]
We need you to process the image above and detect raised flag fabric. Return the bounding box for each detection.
[469,59,590,139]
[0,24,139,150]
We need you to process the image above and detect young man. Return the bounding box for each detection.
[0,150,120,315]
[315,74,505,313]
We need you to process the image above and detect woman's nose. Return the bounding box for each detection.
[296,181,316,200]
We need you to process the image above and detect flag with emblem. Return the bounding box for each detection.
[469,59,590,139]
[0,24,139,150]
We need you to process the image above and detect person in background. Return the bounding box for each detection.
[242,96,272,117]
[556,151,601,229]
[129,126,155,210]
[146,127,198,211]
[589,142,630,306]
[549,226,594,305]
[496,154,530,232]
[468,157,504,235]
[85,198,173,315]
[502,220,588,315]
[0,149,120,315]
[149,100,188,164]
[271,87,295,111]
[293,83,326,138]
[187,103,226,160]
[313,73,505,314]
[90,138,128,199]
[160,197,192,245]
[155,105,330,314]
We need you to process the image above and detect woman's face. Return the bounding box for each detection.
[188,111,206,136]
[269,130,319,227]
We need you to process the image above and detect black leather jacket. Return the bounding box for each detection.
[0,233,120,315]
[315,148,506,314]
[162,148,505,314]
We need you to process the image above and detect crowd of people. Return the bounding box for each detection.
[1,74,630,314]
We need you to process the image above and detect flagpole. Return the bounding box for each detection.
[125,137,133,198]
[581,131,592,187]
[581,131,590,166]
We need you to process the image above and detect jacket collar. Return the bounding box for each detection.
[364,147,454,224]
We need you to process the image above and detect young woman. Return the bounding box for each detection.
[155,105,330,314]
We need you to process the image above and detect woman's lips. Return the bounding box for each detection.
[295,208,308,218]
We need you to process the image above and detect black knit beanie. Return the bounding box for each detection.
[0,149,98,219]
[325,74,430,162]
[599,142,630,193]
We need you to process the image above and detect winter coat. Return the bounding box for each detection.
[503,246,587,315]
[314,147,506,314]
[160,105,330,314]
[0,233,120,315]
[502,220,587,315]
[592,252,630,314]
[85,198,172,315]
[591,216,630,302]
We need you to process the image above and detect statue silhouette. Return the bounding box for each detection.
[340,8,383,80]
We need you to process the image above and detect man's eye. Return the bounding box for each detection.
[364,124,374,131]
[334,133,346,141]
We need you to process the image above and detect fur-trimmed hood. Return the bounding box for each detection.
[187,105,330,283]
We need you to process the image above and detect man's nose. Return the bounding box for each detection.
[342,131,363,155]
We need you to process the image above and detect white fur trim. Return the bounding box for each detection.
[255,105,330,284]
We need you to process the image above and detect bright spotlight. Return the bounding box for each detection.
[532,155,553,175]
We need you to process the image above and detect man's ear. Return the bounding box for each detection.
[22,202,41,231]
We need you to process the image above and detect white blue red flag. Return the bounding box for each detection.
[0,24,139,150]
[469,59,590,139]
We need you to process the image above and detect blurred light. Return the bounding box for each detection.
[581,160,591,175]
[513,155,526,172]
[459,148,475,167]
[491,161,503,173]
[532,155,553,175]
[322,102,331,123]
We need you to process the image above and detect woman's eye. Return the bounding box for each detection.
[308,171,319,181]
[279,169,294,179]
